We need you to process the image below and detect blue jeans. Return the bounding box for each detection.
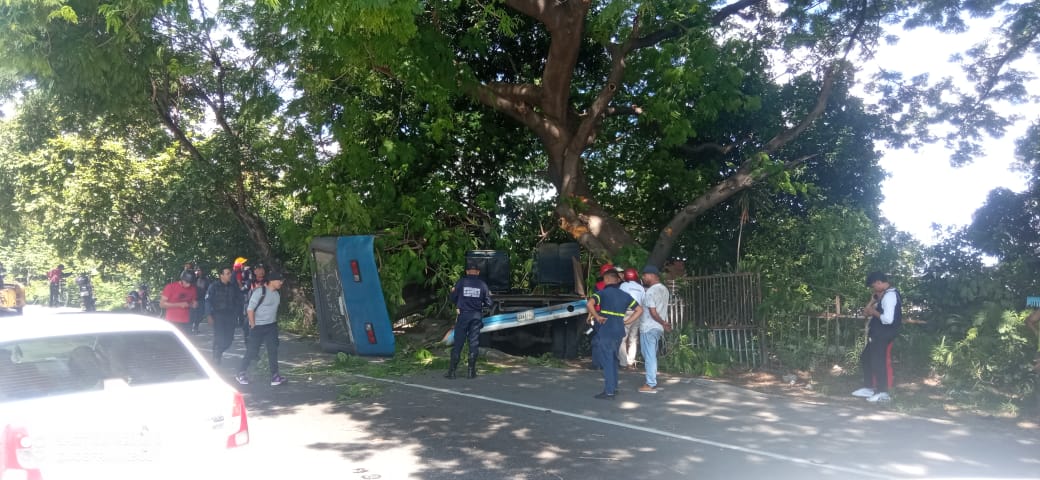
[640,328,663,388]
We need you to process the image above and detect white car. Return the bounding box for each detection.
[0,313,249,480]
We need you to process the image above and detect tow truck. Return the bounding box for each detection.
[443,243,589,359]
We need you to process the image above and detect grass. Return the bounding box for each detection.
[337,381,385,402]
[524,352,566,368]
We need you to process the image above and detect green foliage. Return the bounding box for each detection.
[658,327,733,377]
[770,335,828,372]
[337,381,385,401]
[524,352,565,369]
[930,310,1036,399]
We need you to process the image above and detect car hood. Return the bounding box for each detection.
[2,379,244,480]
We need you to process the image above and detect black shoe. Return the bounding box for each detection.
[467,367,477,379]
[594,392,616,400]
[444,370,456,379]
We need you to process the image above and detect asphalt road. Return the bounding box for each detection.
[23,306,1040,479]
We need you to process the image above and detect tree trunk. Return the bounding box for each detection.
[151,82,316,327]
[549,147,634,258]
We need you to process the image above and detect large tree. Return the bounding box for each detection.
[275,0,1010,267]
[0,0,285,269]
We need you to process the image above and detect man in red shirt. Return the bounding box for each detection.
[47,264,65,307]
[160,270,198,335]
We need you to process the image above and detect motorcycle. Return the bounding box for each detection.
[126,284,159,315]
[75,272,96,312]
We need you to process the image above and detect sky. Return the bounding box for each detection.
[864,21,1033,245]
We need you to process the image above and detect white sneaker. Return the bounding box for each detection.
[851,388,875,398]
[866,392,892,403]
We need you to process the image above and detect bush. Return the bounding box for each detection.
[931,309,1036,400]
[658,327,733,377]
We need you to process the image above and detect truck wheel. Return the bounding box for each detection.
[551,318,581,359]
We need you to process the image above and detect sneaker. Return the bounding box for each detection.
[866,392,892,403]
[851,387,875,398]
[235,373,249,385]
[270,374,287,386]
[593,392,616,400]
[638,384,657,393]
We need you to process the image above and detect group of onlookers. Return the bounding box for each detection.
[157,258,288,387]
[585,264,671,399]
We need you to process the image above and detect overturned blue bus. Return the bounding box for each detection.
[309,236,395,356]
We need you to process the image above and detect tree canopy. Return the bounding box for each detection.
[0,0,1038,323]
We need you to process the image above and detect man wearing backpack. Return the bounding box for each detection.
[235,270,286,386]
[206,267,242,365]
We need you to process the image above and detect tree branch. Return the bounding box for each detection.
[632,0,766,50]
[761,67,837,154]
[472,82,554,141]
[675,142,736,158]
[572,15,643,153]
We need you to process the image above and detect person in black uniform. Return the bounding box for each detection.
[206,267,243,365]
[445,259,492,379]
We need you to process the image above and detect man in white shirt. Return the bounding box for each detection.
[638,265,671,393]
[618,268,644,369]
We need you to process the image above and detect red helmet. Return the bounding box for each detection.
[623,268,639,282]
[598,264,617,276]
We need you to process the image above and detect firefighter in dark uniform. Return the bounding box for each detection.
[445,259,492,379]
[586,267,643,399]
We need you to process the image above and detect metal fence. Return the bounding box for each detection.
[666,273,763,366]
[662,273,874,368]
[765,314,867,366]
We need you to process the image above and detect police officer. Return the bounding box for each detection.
[445,259,492,379]
[206,267,243,365]
[586,266,643,399]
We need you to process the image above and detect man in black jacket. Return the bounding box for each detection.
[445,259,492,379]
[206,267,243,365]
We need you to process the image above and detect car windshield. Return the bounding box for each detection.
[0,331,207,402]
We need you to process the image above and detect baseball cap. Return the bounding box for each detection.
[267,270,285,281]
[642,265,661,275]
[465,258,481,270]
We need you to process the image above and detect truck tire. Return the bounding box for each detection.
[551,317,581,359]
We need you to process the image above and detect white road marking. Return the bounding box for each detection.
[358,375,895,479]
